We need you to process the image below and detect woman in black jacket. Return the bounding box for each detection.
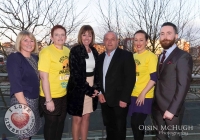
[67,25,100,140]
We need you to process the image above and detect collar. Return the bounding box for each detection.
[105,48,117,57]
[164,44,176,54]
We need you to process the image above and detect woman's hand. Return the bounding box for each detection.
[14,92,28,106]
[136,92,145,106]
[91,90,99,98]
[40,71,54,111]
[46,100,55,112]
[135,80,156,106]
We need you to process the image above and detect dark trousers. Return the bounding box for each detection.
[131,112,148,140]
[152,106,184,140]
[42,96,67,140]
[101,102,128,140]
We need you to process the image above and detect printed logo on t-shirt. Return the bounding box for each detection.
[61,82,68,88]
[135,59,141,65]
[135,59,140,76]
[59,55,69,88]
[135,59,140,82]
[59,56,69,74]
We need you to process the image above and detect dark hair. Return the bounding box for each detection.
[51,25,67,36]
[161,22,178,34]
[78,25,95,46]
[134,30,149,40]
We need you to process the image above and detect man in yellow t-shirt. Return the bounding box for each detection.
[38,44,70,98]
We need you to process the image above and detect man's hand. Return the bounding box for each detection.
[98,94,106,103]
[163,110,174,120]
[119,101,127,108]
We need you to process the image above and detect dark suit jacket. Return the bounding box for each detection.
[154,47,193,116]
[98,48,136,107]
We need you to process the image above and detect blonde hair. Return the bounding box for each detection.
[77,25,95,46]
[15,30,38,53]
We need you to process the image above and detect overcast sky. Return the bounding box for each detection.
[0,0,200,44]
[73,0,200,43]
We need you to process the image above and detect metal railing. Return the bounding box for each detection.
[0,73,200,140]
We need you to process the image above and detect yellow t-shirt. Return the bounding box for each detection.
[131,50,158,98]
[38,44,70,98]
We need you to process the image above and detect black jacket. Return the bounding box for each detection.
[67,45,100,116]
[98,48,136,107]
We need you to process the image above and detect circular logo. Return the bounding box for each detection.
[4,104,35,135]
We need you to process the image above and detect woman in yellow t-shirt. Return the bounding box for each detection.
[38,25,70,140]
[128,30,158,140]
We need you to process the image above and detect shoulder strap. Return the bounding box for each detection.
[31,54,39,62]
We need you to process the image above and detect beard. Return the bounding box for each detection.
[160,38,176,49]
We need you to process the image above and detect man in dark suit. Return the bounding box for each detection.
[152,22,193,140]
[98,31,136,140]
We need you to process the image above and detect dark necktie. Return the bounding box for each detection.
[159,51,166,70]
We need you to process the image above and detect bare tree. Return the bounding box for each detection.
[189,45,200,76]
[0,0,87,44]
[95,0,200,53]
[124,0,200,53]
[95,0,132,49]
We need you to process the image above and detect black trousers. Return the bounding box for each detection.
[131,112,148,140]
[152,106,184,140]
[101,102,128,140]
[40,95,67,140]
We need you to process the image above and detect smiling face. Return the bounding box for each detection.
[81,31,92,47]
[51,28,67,46]
[20,36,35,54]
[160,25,178,49]
[134,33,148,54]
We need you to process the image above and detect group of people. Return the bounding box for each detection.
[6,22,192,140]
